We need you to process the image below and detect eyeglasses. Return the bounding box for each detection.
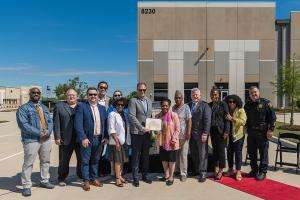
[88,93,97,96]
[116,103,124,107]
[99,86,107,90]
[138,89,146,92]
[31,92,41,95]
[228,100,236,104]
[114,94,121,97]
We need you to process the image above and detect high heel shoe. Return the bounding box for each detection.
[115,178,124,187]
[215,171,223,180]
[166,179,174,186]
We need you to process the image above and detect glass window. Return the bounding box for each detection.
[154,83,168,102]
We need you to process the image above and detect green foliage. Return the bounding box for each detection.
[126,91,137,99]
[271,55,300,125]
[271,60,300,99]
[54,77,88,100]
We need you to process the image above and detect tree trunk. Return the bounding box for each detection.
[290,100,294,126]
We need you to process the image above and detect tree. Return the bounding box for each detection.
[54,77,88,100]
[126,91,137,99]
[271,55,300,125]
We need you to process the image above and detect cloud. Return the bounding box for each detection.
[56,48,85,52]
[25,70,135,77]
[0,64,32,71]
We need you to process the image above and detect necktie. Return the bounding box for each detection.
[192,102,196,113]
[36,105,46,130]
[92,105,101,135]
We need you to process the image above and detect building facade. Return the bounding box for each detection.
[138,1,300,106]
[0,86,42,109]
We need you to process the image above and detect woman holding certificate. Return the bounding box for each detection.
[156,98,180,186]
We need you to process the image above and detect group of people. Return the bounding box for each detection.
[16,81,276,197]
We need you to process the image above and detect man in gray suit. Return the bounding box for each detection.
[187,88,211,183]
[128,82,152,187]
[53,89,82,186]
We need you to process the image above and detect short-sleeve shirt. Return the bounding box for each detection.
[172,104,192,139]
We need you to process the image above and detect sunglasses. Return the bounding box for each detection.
[116,103,124,107]
[99,86,107,90]
[228,100,236,104]
[88,93,97,96]
[138,89,146,92]
[31,92,41,95]
[114,94,121,97]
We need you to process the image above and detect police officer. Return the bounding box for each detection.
[244,86,276,181]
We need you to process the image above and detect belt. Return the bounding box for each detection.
[93,134,102,138]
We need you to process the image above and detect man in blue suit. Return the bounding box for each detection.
[75,87,108,191]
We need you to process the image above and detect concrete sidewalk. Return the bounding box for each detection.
[0,111,299,200]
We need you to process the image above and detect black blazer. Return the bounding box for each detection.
[53,102,79,145]
[208,101,230,136]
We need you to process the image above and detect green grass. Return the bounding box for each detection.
[0,120,9,123]
[273,121,300,143]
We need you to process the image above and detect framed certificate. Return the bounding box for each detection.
[146,118,162,131]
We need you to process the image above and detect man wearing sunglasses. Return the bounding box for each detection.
[128,82,152,187]
[97,81,111,110]
[16,87,54,197]
[74,87,108,191]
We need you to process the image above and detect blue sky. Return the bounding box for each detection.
[0,0,299,96]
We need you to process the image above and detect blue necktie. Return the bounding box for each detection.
[192,102,196,113]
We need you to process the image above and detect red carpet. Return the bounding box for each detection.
[209,173,300,200]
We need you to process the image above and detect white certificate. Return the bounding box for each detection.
[146,118,162,131]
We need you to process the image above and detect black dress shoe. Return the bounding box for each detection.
[198,174,206,183]
[158,177,168,182]
[255,172,266,181]
[132,180,139,187]
[247,170,258,178]
[166,179,174,186]
[142,177,152,184]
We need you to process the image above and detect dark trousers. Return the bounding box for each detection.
[247,132,269,173]
[227,135,244,170]
[131,134,151,181]
[189,135,208,176]
[80,138,102,182]
[210,127,226,169]
[58,139,82,181]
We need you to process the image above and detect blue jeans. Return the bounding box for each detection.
[80,138,102,182]
[227,136,244,170]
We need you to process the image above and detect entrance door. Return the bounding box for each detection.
[220,90,229,101]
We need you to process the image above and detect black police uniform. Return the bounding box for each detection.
[244,98,276,175]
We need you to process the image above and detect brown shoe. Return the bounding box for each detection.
[90,180,103,187]
[83,182,90,191]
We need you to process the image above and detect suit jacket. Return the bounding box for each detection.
[128,96,152,135]
[208,101,230,136]
[188,100,211,137]
[53,102,80,145]
[74,101,108,143]
[98,96,111,110]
